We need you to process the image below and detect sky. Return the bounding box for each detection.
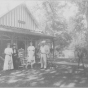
[0,0,78,18]
[0,0,23,17]
[62,2,78,21]
[0,0,40,16]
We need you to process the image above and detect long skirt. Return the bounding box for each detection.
[3,55,14,70]
[27,51,35,64]
[13,56,18,69]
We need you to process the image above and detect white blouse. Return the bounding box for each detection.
[4,48,13,55]
[27,46,35,52]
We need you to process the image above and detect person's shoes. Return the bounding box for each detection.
[41,67,44,70]
[44,68,47,70]
[50,67,54,70]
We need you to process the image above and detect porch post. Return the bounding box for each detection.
[52,39,55,59]
[25,39,27,57]
[12,33,16,44]
[11,34,14,45]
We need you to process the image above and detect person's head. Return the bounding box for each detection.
[13,43,16,49]
[30,42,33,46]
[41,41,46,46]
[7,43,10,48]
[42,43,45,46]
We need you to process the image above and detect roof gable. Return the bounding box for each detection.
[0,4,38,31]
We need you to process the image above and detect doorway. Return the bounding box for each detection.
[17,40,25,50]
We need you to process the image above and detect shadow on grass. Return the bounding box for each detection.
[0,64,88,87]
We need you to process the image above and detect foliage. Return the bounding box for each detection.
[28,0,88,50]
[55,32,72,50]
[42,0,72,49]
[43,1,68,32]
[72,0,88,48]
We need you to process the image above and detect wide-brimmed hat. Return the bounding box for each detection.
[13,43,16,46]
[41,40,46,44]
[38,41,45,46]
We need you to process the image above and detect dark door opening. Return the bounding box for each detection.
[17,40,25,50]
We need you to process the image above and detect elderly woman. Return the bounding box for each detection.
[12,43,18,70]
[3,43,13,70]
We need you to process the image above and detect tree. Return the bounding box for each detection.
[27,0,88,51]
[55,32,72,51]
[42,0,71,49]
[72,0,88,48]
[43,0,68,32]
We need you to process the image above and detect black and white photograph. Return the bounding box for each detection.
[0,0,88,87]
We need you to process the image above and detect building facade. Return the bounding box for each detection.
[0,4,55,61]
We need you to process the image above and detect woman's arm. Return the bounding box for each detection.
[11,48,13,54]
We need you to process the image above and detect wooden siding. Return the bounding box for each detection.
[0,4,38,31]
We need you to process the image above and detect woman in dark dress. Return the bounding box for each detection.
[12,43,19,70]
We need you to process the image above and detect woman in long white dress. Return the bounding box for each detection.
[3,43,14,70]
[26,42,35,69]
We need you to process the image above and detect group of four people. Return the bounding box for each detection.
[3,40,50,71]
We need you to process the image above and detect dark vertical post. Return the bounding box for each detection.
[24,37,27,58]
[52,38,55,60]
[34,38,38,61]
[12,33,16,44]
[11,33,14,45]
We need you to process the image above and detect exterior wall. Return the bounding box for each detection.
[0,4,37,31]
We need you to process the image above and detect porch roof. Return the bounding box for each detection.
[0,26,55,39]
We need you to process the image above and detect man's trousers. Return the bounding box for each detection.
[40,53,47,69]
